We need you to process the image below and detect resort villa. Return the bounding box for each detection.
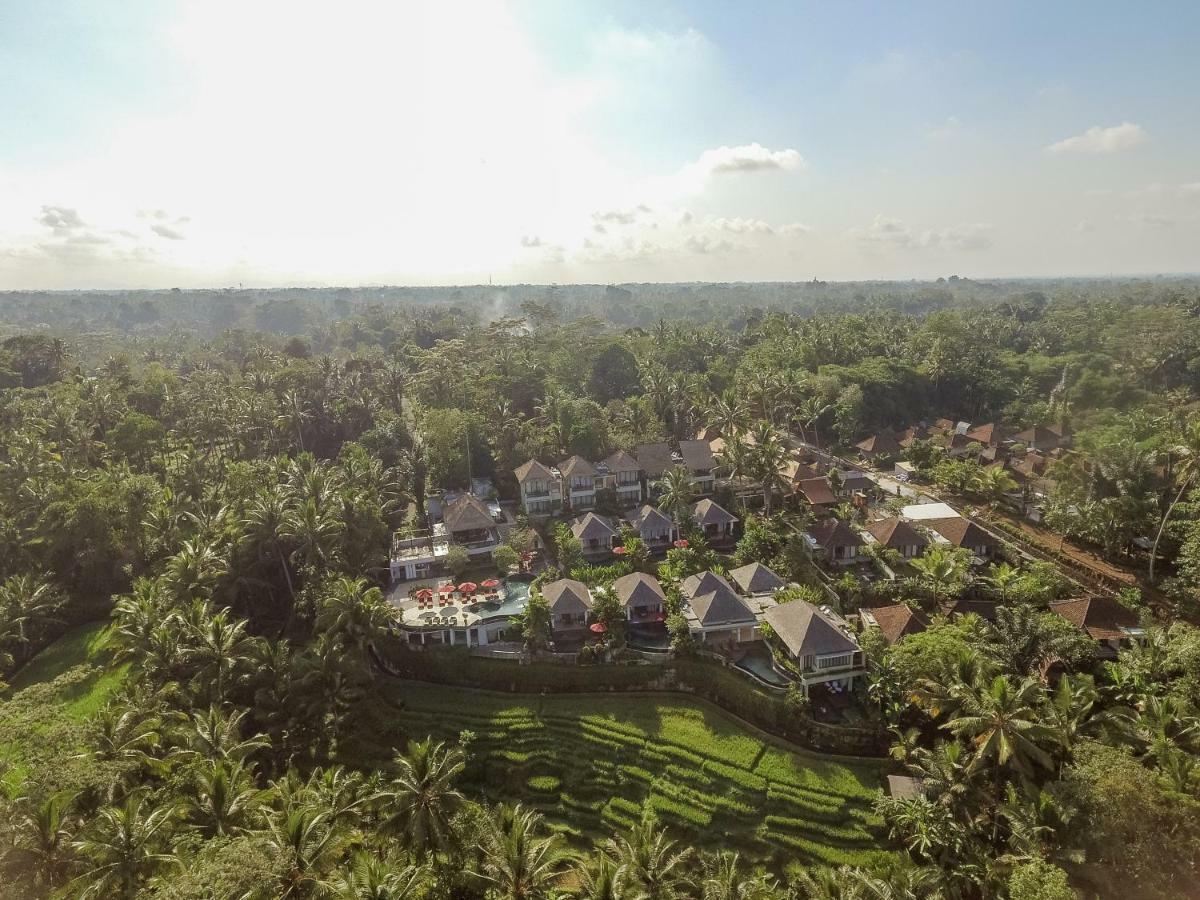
[612,572,667,623]
[691,498,739,543]
[542,578,594,635]
[389,492,503,581]
[763,601,866,697]
[571,512,617,557]
[514,442,719,518]
[623,504,677,550]
[680,571,760,644]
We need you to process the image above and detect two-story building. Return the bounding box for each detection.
[677,439,717,496]
[596,450,644,508]
[692,498,739,543]
[763,600,866,697]
[514,460,562,517]
[559,455,597,511]
[389,493,501,582]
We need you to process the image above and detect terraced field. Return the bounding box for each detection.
[358,681,894,871]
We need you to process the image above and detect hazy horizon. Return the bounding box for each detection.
[2,1,1198,290]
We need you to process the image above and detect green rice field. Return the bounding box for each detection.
[356,680,895,870]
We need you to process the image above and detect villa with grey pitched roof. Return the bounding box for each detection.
[570,512,617,557]
[727,562,786,597]
[541,578,593,633]
[692,498,738,543]
[623,504,676,549]
[764,600,866,696]
[596,450,644,507]
[612,572,667,622]
[680,571,759,644]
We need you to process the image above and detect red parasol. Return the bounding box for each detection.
[589,622,608,634]
[481,578,501,589]
[415,588,434,600]
[673,539,689,548]
[612,546,628,555]
[438,583,456,593]
[458,582,478,594]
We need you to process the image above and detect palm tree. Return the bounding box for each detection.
[182,602,255,704]
[69,793,177,900]
[700,850,778,900]
[908,545,969,602]
[481,804,573,899]
[707,394,750,439]
[280,497,346,573]
[943,675,1059,786]
[575,851,621,900]
[316,577,395,672]
[321,852,430,900]
[378,738,466,857]
[655,467,695,524]
[6,791,78,890]
[0,574,64,662]
[265,801,346,899]
[606,814,693,900]
[180,759,260,838]
[1149,417,1200,580]
[276,390,312,452]
[748,422,790,515]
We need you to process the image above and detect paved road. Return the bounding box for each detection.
[795,440,923,500]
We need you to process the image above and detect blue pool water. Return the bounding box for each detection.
[735,645,792,687]
[468,578,531,620]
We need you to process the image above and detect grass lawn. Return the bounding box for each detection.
[1,622,130,795]
[352,680,895,872]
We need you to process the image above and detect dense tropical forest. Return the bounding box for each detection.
[2,278,1200,899]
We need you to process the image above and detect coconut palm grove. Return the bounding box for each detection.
[1,280,1200,898]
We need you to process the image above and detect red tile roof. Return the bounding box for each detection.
[1050,597,1139,641]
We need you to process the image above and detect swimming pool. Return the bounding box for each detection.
[735,644,792,687]
[469,578,531,619]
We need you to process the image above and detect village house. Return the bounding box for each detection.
[541,579,593,635]
[1050,596,1145,658]
[859,604,930,645]
[514,459,563,517]
[1013,424,1069,453]
[558,455,597,511]
[692,498,739,543]
[612,572,667,623]
[939,598,1000,622]
[923,517,1001,560]
[571,512,617,557]
[805,518,864,565]
[797,476,838,510]
[763,600,866,697]
[727,562,786,597]
[965,422,1010,447]
[865,517,929,558]
[596,450,644,508]
[854,431,901,463]
[680,571,759,644]
[623,504,676,550]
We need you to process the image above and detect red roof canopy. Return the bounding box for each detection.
[481,578,501,588]
[415,588,434,599]
[458,582,478,593]
[438,583,456,593]
[589,622,608,633]
[673,539,689,548]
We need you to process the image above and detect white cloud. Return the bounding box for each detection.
[708,217,775,235]
[851,215,992,251]
[1046,122,1148,155]
[150,223,186,240]
[688,142,806,177]
[1127,213,1174,229]
[1181,182,1200,198]
[520,235,544,248]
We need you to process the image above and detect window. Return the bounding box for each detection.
[817,654,853,670]
[618,470,639,486]
[572,476,592,490]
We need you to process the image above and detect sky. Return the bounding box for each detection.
[0,0,1197,289]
